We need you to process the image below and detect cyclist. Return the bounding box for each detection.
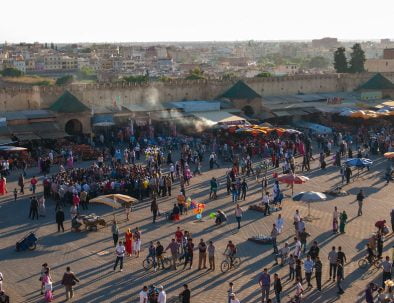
[366,243,375,264]
[146,241,157,271]
[224,240,237,266]
[156,241,165,269]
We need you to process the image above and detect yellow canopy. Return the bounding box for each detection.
[89,195,123,209]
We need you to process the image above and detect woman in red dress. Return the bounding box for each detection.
[125,228,133,256]
[0,176,7,195]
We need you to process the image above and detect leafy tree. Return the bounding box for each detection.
[308,56,330,69]
[50,42,54,49]
[123,75,148,83]
[185,67,205,80]
[222,72,236,80]
[255,71,272,78]
[55,75,74,86]
[0,67,23,77]
[349,43,366,73]
[333,47,348,73]
[159,76,172,82]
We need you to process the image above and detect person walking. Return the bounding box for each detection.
[263,192,270,216]
[308,241,320,261]
[288,254,295,281]
[380,256,392,288]
[183,238,194,269]
[336,260,344,294]
[298,227,310,254]
[55,207,65,232]
[328,246,338,282]
[18,174,24,194]
[30,176,38,194]
[151,198,159,224]
[198,239,207,270]
[333,206,339,234]
[240,179,248,201]
[314,256,323,291]
[271,224,279,254]
[179,284,191,303]
[339,211,347,233]
[235,204,243,230]
[113,241,125,272]
[304,255,314,288]
[29,197,39,220]
[345,165,352,184]
[337,246,347,266]
[165,239,179,270]
[134,227,142,257]
[391,208,394,234]
[258,268,270,303]
[273,273,282,303]
[275,214,284,234]
[356,189,365,216]
[157,285,167,303]
[140,286,148,303]
[112,221,119,247]
[208,241,215,271]
[61,266,80,301]
[227,282,235,303]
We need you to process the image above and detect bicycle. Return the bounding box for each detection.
[143,255,171,271]
[220,254,241,273]
[358,255,380,269]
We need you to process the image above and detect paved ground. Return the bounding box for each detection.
[0,150,393,303]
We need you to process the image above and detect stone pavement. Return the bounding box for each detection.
[0,152,393,303]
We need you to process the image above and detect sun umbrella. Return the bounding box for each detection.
[89,195,122,209]
[109,194,138,205]
[384,152,394,159]
[293,191,327,221]
[278,174,310,184]
[345,158,373,167]
[293,191,327,202]
[277,174,309,195]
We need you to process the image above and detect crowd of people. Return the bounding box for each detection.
[1,124,393,302]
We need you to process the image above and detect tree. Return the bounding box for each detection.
[44,42,48,49]
[308,56,330,69]
[0,67,23,77]
[349,43,366,73]
[255,71,272,78]
[122,75,148,83]
[185,67,205,80]
[333,47,348,73]
[55,75,74,86]
[50,42,54,49]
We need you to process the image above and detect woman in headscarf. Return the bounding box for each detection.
[125,228,133,256]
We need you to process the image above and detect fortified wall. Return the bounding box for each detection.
[0,73,393,112]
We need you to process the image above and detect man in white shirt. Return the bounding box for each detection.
[293,237,302,258]
[113,241,125,272]
[229,293,240,303]
[139,286,148,303]
[157,285,166,303]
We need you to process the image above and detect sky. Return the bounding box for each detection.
[1,0,394,43]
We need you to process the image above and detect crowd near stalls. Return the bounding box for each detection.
[1,109,394,303]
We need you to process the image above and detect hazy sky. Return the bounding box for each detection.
[1,0,393,43]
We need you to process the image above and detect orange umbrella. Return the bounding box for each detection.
[384,152,394,159]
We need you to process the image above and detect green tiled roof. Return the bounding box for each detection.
[220,80,261,100]
[49,91,90,113]
[358,73,394,90]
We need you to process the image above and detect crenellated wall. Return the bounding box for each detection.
[0,73,393,112]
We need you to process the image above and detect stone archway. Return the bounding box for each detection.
[65,119,83,135]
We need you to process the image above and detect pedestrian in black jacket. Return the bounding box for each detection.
[56,208,65,232]
[273,273,282,303]
[29,197,39,220]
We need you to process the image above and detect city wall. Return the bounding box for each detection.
[0,73,393,112]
